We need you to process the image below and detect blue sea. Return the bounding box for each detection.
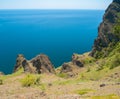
[0,10,104,74]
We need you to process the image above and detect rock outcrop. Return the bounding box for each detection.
[14,54,26,72]
[72,54,84,67]
[60,62,73,73]
[14,54,55,74]
[90,0,120,58]
[60,54,84,74]
[0,72,4,76]
[30,54,55,74]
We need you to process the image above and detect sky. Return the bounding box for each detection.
[0,0,112,10]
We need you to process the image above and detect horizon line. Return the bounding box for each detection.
[0,8,105,10]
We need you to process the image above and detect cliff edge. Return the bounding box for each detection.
[91,0,120,58]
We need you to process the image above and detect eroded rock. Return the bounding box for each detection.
[30,54,55,74]
[14,54,25,72]
[72,54,84,67]
[60,63,73,73]
[14,54,55,74]
[60,54,84,74]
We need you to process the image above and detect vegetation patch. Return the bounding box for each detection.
[39,84,46,91]
[0,79,3,85]
[75,89,95,95]
[21,74,40,87]
[12,67,24,76]
[113,15,120,39]
[82,56,96,64]
[90,94,120,99]
[109,53,120,69]
[56,73,68,78]
[53,79,72,85]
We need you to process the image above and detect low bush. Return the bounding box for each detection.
[109,53,120,69]
[96,65,104,71]
[87,67,91,72]
[21,74,40,87]
[56,73,68,78]
[0,79,3,85]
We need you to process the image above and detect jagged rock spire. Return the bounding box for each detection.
[14,54,55,74]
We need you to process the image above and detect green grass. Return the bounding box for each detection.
[21,74,40,87]
[53,79,73,85]
[83,56,96,64]
[39,83,46,91]
[78,43,120,81]
[75,89,95,95]
[79,66,109,81]
[0,67,24,84]
[90,94,120,99]
[56,73,68,78]
[103,43,120,69]
[9,67,24,77]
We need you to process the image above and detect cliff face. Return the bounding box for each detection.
[14,54,55,74]
[91,0,120,58]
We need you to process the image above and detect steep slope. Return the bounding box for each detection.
[59,0,120,76]
[90,0,120,58]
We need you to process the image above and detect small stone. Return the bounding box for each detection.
[100,84,106,87]
[48,83,52,87]
[116,83,120,85]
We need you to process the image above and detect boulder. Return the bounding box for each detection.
[72,54,84,67]
[60,63,73,73]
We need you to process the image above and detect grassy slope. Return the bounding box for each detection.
[0,33,120,99]
[0,46,120,99]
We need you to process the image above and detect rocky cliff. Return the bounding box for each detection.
[14,54,55,74]
[13,0,120,75]
[61,0,120,74]
[90,0,120,58]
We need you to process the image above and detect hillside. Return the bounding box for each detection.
[90,0,120,58]
[0,0,120,99]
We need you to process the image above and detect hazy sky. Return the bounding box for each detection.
[0,0,112,9]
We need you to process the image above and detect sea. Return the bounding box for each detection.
[0,10,104,74]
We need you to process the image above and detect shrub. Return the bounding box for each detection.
[56,73,68,78]
[83,58,96,64]
[87,67,91,72]
[110,53,120,69]
[0,79,3,85]
[96,66,104,71]
[21,74,40,87]
[113,18,120,39]
[40,84,46,91]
